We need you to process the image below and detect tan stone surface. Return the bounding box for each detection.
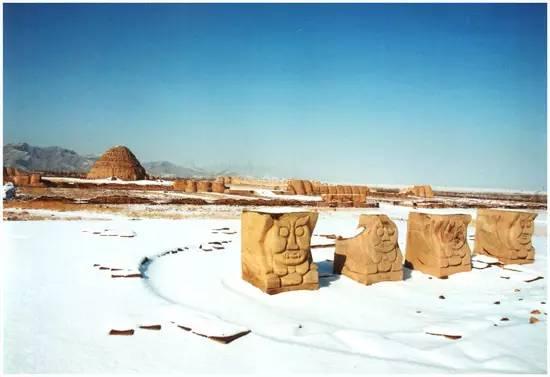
[241,210,319,294]
[13,175,30,186]
[211,182,226,193]
[197,181,212,192]
[29,173,42,186]
[405,212,472,278]
[173,180,187,191]
[474,209,537,265]
[334,214,403,285]
[87,145,147,181]
[185,180,197,193]
[303,180,313,195]
[400,185,434,198]
[288,180,306,195]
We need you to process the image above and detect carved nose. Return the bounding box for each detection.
[287,231,299,250]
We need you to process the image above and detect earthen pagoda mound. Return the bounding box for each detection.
[87,145,147,181]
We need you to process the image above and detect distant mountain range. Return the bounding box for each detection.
[3,143,237,178]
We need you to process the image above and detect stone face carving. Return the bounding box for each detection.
[334,214,403,285]
[241,210,319,294]
[405,212,472,277]
[87,145,147,181]
[474,209,537,265]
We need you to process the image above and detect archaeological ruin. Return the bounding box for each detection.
[400,185,434,198]
[87,145,147,181]
[334,214,403,285]
[474,209,537,265]
[241,210,319,294]
[405,212,472,278]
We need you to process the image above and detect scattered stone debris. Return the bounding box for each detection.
[500,276,510,280]
[500,317,510,321]
[439,295,445,300]
[518,298,523,301]
[425,332,462,340]
[514,289,521,292]
[529,317,539,324]
[494,301,501,305]
[204,330,251,344]
[175,323,250,344]
[109,329,134,336]
[531,310,541,315]
[416,310,422,314]
[213,227,230,231]
[93,263,100,267]
[525,276,544,283]
[111,273,143,278]
[311,243,336,249]
[139,325,161,330]
[541,301,546,304]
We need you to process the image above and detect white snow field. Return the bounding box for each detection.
[2,205,547,373]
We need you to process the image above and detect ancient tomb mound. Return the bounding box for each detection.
[400,185,434,198]
[334,214,403,285]
[405,212,472,278]
[241,210,319,294]
[474,209,537,265]
[87,145,147,181]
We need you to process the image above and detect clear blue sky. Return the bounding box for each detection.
[4,3,547,190]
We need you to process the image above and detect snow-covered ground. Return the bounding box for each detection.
[42,177,175,186]
[2,205,547,373]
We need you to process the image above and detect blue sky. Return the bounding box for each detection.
[3,3,547,190]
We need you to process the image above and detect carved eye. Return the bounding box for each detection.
[279,227,289,237]
[295,226,305,237]
[387,226,395,236]
[376,227,384,237]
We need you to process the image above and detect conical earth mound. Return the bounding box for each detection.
[87,145,147,180]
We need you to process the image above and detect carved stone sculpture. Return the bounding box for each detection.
[334,214,403,285]
[474,209,537,265]
[405,212,472,278]
[241,210,319,294]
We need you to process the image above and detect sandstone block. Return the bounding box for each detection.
[334,214,403,285]
[241,210,319,294]
[474,209,537,265]
[405,212,472,278]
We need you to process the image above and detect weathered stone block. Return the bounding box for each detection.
[241,210,319,294]
[405,212,471,278]
[334,214,403,285]
[474,209,537,265]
